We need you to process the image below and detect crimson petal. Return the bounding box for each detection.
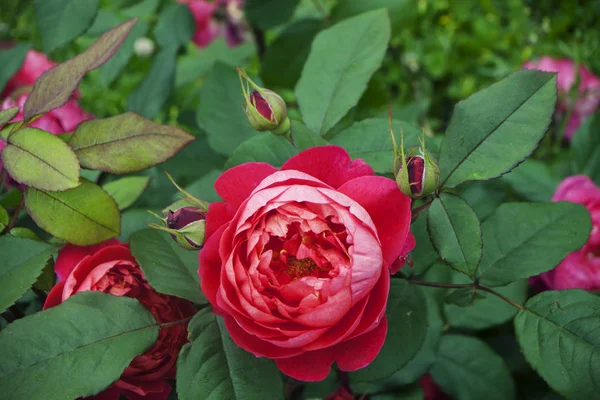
[214,162,278,210]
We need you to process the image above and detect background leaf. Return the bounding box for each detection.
[430,334,516,400]
[102,176,150,210]
[571,112,600,184]
[0,292,158,400]
[515,290,600,400]
[477,202,591,286]
[225,133,297,168]
[2,127,80,191]
[245,0,299,30]
[154,3,195,49]
[295,9,391,135]
[501,159,560,202]
[25,180,120,246]
[0,237,55,313]
[0,107,19,127]
[0,43,30,93]
[34,0,99,53]
[130,229,205,304]
[427,193,482,277]
[69,112,194,174]
[177,309,284,400]
[438,70,557,188]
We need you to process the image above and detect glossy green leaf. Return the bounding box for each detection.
[431,335,515,400]
[102,176,150,210]
[154,3,195,48]
[34,0,99,53]
[0,43,30,93]
[69,112,194,174]
[225,133,297,169]
[427,193,482,277]
[2,127,80,191]
[98,20,150,86]
[330,118,423,173]
[501,159,559,202]
[515,290,600,400]
[0,108,19,128]
[571,113,600,183]
[196,63,258,155]
[177,309,284,400]
[477,202,591,286]
[0,292,158,400]
[459,181,506,222]
[296,9,390,135]
[261,19,325,89]
[118,209,156,241]
[438,70,557,188]
[245,0,299,30]
[130,229,205,304]
[349,280,428,382]
[127,49,176,119]
[25,180,120,246]
[0,237,55,313]
[23,19,137,120]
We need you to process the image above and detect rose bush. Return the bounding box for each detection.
[199,146,413,381]
[524,56,600,139]
[533,175,600,290]
[44,240,196,400]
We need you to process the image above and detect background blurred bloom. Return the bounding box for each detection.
[532,175,600,291]
[179,0,248,48]
[523,57,600,139]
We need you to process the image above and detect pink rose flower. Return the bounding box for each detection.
[533,175,600,290]
[178,0,220,47]
[44,240,197,400]
[179,0,248,48]
[523,57,600,139]
[199,146,414,381]
[1,50,56,97]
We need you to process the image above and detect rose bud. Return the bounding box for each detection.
[237,67,291,136]
[166,206,207,250]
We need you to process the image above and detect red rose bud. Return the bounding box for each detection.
[166,206,206,250]
[238,67,290,135]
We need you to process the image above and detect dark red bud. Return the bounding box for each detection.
[407,156,425,195]
[250,91,274,121]
[167,207,206,230]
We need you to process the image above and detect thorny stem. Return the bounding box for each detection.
[3,193,24,234]
[407,278,525,310]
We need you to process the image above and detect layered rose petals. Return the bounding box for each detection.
[199,146,413,381]
[45,241,196,400]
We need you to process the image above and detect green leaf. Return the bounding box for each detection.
[349,280,428,382]
[130,229,205,304]
[0,43,30,93]
[501,159,559,202]
[127,48,176,119]
[431,335,515,400]
[438,70,557,188]
[444,287,486,308]
[331,0,419,30]
[261,19,325,89]
[34,0,99,53]
[118,208,156,241]
[477,202,591,286]
[427,193,482,277]
[196,63,258,155]
[25,180,120,246]
[0,237,55,313]
[291,120,328,150]
[225,133,297,169]
[182,169,222,203]
[23,19,137,120]
[444,277,527,330]
[121,0,160,19]
[102,176,150,210]
[0,292,158,400]
[296,9,391,135]
[177,309,284,400]
[0,205,8,231]
[0,107,19,127]
[245,0,299,30]
[154,3,195,49]
[98,20,150,86]
[2,127,80,191]
[571,113,600,184]
[515,290,600,400]
[86,10,121,36]
[175,39,255,88]
[459,181,506,222]
[69,112,194,174]
[329,118,423,173]
[410,211,438,275]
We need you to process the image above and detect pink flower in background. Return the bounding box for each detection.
[420,375,450,400]
[523,57,600,139]
[1,50,56,97]
[180,0,248,48]
[178,0,220,47]
[533,175,600,291]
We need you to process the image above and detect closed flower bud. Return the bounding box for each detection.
[238,67,291,135]
[396,148,440,198]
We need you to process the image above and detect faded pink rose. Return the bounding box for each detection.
[199,146,414,381]
[533,175,600,290]
[523,57,600,139]
[1,50,56,97]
